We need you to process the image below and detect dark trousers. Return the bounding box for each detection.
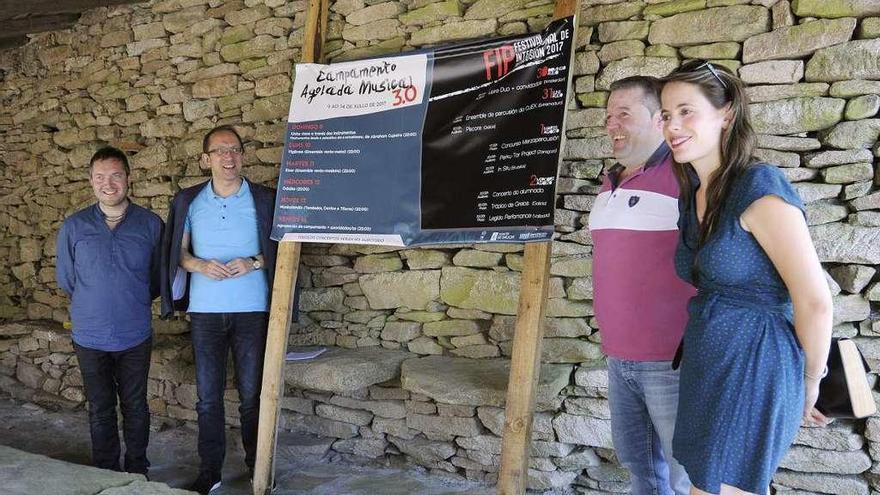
[74,336,152,474]
[189,312,268,474]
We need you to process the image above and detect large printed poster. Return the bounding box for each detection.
[272,16,574,246]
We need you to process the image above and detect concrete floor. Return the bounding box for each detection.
[0,395,492,495]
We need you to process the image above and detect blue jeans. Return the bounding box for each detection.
[74,336,152,474]
[189,312,268,474]
[607,357,690,495]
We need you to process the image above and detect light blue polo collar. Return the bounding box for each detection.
[208,178,249,200]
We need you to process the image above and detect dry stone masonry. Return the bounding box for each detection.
[0,0,879,493]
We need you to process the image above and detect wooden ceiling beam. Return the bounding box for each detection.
[0,14,80,38]
[0,0,144,20]
[0,36,28,51]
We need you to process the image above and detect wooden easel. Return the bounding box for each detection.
[252,1,580,492]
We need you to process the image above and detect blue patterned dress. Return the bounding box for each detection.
[672,164,806,494]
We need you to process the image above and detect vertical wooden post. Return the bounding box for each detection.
[497,242,553,494]
[252,242,301,494]
[300,0,331,66]
[497,1,579,493]
[253,1,329,493]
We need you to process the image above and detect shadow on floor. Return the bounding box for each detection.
[0,395,492,495]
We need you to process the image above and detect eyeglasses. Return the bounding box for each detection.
[207,147,242,157]
[696,61,728,90]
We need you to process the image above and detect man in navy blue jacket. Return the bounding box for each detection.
[56,146,163,476]
[160,125,278,495]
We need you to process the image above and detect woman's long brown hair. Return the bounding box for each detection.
[662,60,757,248]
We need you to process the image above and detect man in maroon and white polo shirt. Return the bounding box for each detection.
[588,76,696,495]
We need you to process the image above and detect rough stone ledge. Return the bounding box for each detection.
[0,321,63,338]
[400,355,573,408]
[284,346,415,394]
[0,445,193,494]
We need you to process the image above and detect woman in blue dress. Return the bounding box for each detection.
[658,60,833,495]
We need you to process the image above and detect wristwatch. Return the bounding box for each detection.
[249,256,262,270]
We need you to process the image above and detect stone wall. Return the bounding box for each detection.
[0,0,879,493]
[0,321,215,427]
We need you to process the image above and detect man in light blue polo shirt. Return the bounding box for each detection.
[184,179,269,313]
[161,125,278,495]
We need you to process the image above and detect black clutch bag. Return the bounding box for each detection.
[815,338,876,419]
